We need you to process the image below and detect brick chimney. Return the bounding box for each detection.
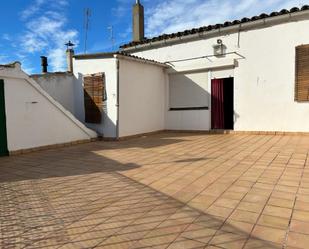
[66,48,74,73]
[40,56,48,73]
[133,0,144,42]
[65,41,75,73]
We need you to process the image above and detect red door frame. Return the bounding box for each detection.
[211,78,234,130]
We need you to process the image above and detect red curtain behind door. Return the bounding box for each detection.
[211,79,225,129]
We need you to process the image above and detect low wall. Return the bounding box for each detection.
[0,63,97,152]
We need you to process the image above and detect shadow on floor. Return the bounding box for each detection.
[101,132,192,150]
[0,132,215,182]
[0,137,283,249]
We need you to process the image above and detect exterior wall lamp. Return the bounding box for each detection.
[213,39,226,56]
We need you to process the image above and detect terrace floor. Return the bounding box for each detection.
[1,132,309,249]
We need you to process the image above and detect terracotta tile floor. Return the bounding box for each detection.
[1,132,309,249]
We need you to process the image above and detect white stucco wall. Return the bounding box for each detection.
[73,58,118,137]
[233,21,309,132]
[0,64,97,152]
[166,110,210,131]
[167,72,210,130]
[169,72,209,108]
[32,73,76,115]
[130,17,309,132]
[119,58,166,137]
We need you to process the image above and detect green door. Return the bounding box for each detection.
[0,79,8,156]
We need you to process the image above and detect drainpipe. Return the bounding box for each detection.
[116,58,120,139]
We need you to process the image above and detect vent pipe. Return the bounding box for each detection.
[40,56,48,73]
[133,0,144,42]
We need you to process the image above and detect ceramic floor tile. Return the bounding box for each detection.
[1,133,309,249]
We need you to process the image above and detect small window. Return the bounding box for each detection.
[295,45,309,102]
[83,73,105,123]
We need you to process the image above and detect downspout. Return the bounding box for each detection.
[237,23,242,48]
[116,58,120,139]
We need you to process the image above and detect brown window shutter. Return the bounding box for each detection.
[295,45,309,102]
[83,73,105,123]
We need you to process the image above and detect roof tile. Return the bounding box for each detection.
[120,6,309,49]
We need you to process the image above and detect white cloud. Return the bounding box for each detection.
[2,34,11,41]
[145,0,305,37]
[20,0,44,20]
[20,0,69,20]
[18,0,78,72]
[112,5,129,18]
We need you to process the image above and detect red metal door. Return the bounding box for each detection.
[211,79,225,129]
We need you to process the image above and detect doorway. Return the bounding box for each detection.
[211,77,234,130]
[0,79,8,156]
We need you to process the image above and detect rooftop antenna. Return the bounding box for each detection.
[107,26,115,51]
[83,8,91,54]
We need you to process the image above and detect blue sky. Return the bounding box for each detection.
[0,0,306,74]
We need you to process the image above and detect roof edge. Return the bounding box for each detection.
[0,61,21,68]
[73,52,116,59]
[74,52,169,68]
[114,53,169,68]
[31,72,73,77]
[120,5,309,51]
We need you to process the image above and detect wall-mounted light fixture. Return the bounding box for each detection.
[213,39,226,56]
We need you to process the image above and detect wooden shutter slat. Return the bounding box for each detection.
[83,73,105,123]
[295,45,309,101]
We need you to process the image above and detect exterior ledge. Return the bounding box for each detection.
[167,58,237,74]
[9,138,99,156]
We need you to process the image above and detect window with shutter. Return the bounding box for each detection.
[83,73,105,123]
[295,45,309,102]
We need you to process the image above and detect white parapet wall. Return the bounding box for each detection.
[73,54,168,139]
[73,57,118,138]
[118,57,166,137]
[31,73,76,116]
[0,62,97,152]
